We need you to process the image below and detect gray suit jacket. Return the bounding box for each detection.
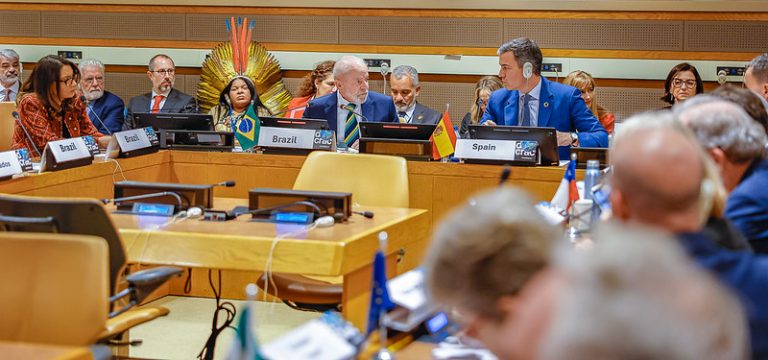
[410,103,442,125]
[123,88,198,130]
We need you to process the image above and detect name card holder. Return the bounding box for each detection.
[359,137,431,161]
[455,139,539,166]
[258,127,335,155]
[40,137,94,172]
[0,148,32,180]
[107,127,160,158]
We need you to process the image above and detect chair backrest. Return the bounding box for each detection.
[0,194,126,295]
[293,152,410,207]
[0,232,109,346]
[0,101,14,152]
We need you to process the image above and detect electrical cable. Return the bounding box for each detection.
[197,269,237,360]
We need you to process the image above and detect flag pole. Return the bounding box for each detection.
[373,231,394,360]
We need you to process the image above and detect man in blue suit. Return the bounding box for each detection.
[304,55,396,150]
[676,96,768,253]
[481,38,608,160]
[79,58,125,134]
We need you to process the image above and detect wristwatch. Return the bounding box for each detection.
[570,132,579,146]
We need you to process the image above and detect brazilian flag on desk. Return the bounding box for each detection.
[235,104,260,150]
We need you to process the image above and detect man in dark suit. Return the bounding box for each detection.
[481,37,608,160]
[390,65,441,125]
[303,55,396,150]
[676,96,768,253]
[78,58,125,134]
[123,54,198,130]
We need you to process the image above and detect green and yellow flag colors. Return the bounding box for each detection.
[235,104,260,150]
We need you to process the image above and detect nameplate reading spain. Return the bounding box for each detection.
[115,128,153,152]
[454,139,539,162]
[47,137,92,163]
[0,149,27,179]
[258,127,334,150]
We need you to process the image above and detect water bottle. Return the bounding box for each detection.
[583,160,601,223]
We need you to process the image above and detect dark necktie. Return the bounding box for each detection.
[521,94,532,127]
[398,111,408,123]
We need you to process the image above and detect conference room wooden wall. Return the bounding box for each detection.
[3,4,764,121]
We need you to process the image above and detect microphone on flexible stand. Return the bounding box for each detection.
[380,62,390,94]
[102,192,186,215]
[12,111,41,158]
[214,180,236,187]
[339,104,371,122]
[80,95,112,135]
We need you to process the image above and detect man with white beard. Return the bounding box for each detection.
[78,58,125,134]
[0,49,21,102]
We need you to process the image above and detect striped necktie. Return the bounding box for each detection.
[343,104,359,147]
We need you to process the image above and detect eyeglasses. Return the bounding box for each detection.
[150,69,175,76]
[82,76,104,84]
[59,77,77,86]
[672,78,696,89]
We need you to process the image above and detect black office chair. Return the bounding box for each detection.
[0,194,183,331]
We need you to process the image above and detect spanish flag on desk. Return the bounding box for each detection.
[235,104,260,151]
[430,108,457,160]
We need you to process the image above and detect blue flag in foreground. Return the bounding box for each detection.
[366,250,395,335]
[225,302,264,360]
[235,104,260,150]
[551,158,579,211]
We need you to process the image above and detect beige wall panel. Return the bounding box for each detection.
[42,12,186,40]
[504,19,683,51]
[685,21,768,52]
[187,14,339,44]
[340,17,503,47]
[282,77,302,97]
[598,86,666,122]
[0,11,40,37]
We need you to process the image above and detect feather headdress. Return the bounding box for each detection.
[196,17,292,114]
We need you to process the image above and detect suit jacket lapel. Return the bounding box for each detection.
[161,89,178,113]
[325,92,339,131]
[504,90,519,126]
[361,96,374,121]
[537,78,553,128]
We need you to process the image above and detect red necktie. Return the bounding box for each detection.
[151,94,165,113]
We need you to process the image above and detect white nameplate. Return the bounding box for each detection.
[454,139,538,162]
[388,268,427,311]
[0,150,24,179]
[47,137,92,163]
[115,128,152,152]
[262,320,357,360]
[258,127,316,149]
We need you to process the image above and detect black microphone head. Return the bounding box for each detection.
[223,180,235,187]
[499,166,511,186]
[11,111,19,119]
[79,95,87,102]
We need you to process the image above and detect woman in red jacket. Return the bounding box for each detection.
[13,55,107,154]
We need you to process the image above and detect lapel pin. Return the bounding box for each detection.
[417,115,423,120]
[543,102,550,108]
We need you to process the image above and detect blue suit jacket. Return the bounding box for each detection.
[726,158,768,253]
[480,77,608,159]
[87,91,125,134]
[679,231,768,357]
[302,91,397,133]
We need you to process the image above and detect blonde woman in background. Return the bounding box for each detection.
[459,75,502,138]
[563,70,615,134]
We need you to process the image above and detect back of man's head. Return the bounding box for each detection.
[541,222,748,360]
[424,186,557,317]
[610,111,707,232]
[674,95,767,164]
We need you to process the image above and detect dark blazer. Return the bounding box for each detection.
[87,91,125,134]
[123,88,198,130]
[480,77,608,159]
[410,103,442,125]
[679,231,768,357]
[725,158,768,253]
[303,91,397,133]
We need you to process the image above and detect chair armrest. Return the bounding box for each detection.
[125,266,183,286]
[98,306,170,342]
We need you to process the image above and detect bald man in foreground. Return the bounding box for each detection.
[610,111,768,357]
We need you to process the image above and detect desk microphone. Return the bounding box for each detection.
[339,104,371,122]
[12,111,41,158]
[499,166,511,186]
[103,191,185,211]
[353,210,374,219]
[214,180,236,187]
[81,95,112,135]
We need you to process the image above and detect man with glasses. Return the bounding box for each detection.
[0,49,21,102]
[78,58,124,134]
[124,54,197,130]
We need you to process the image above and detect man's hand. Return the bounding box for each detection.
[556,131,576,146]
[483,120,497,126]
